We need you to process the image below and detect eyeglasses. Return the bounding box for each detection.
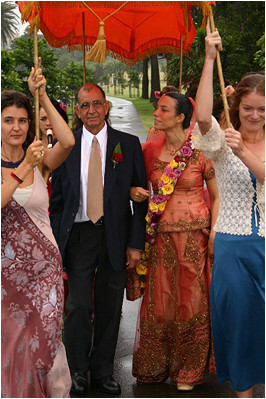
[77,100,105,110]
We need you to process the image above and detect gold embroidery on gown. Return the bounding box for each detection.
[133,150,216,385]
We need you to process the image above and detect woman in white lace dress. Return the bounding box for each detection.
[193,27,265,398]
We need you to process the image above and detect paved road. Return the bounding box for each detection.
[72,96,265,398]
[75,297,264,398]
[107,96,148,143]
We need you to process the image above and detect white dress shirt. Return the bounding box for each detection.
[75,123,107,222]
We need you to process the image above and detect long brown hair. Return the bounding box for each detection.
[1,90,35,150]
[229,73,265,130]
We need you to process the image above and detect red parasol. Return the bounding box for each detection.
[18,1,216,138]
[18,1,215,65]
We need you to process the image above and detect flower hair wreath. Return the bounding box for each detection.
[136,134,194,287]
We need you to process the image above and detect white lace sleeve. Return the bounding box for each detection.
[191,116,228,161]
[257,180,265,234]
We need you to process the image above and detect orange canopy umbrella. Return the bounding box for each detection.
[19,1,215,65]
[18,1,216,139]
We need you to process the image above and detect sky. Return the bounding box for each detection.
[13,1,27,36]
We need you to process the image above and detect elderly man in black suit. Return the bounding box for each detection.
[50,83,147,395]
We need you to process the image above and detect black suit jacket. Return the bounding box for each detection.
[50,125,147,271]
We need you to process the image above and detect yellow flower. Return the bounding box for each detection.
[161,184,174,195]
[158,201,167,211]
[169,159,178,168]
[145,242,151,252]
[140,281,146,288]
[142,252,148,261]
[149,201,158,213]
[136,263,147,275]
[145,214,151,223]
[161,174,173,185]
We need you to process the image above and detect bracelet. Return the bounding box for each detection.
[11,172,23,184]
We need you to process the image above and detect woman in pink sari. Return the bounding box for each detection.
[131,92,219,390]
[1,61,75,398]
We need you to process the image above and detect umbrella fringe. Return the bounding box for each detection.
[43,1,212,11]
[67,44,190,65]
[110,47,189,66]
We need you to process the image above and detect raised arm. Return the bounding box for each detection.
[28,60,75,177]
[195,25,223,135]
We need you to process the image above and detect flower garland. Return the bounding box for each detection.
[136,134,193,288]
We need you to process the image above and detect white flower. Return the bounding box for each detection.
[4,242,15,260]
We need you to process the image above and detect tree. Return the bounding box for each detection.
[100,73,110,92]
[150,55,160,103]
[254,33,265,70]
[1,50,23,91]
[1,1,19,48]
[167,1,265,99]
[142,58,149,99]
[52,46,83,68]
[128,70,140,98]
[60,62,96,116]
[213,2,264,74]
[115,71,127,95]
[11,35,62,98]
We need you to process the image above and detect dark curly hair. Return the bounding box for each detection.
[1,90,35,150]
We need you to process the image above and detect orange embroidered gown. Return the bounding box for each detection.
[133,149,216,385]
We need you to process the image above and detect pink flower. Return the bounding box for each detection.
[180,145,193,158]
[158,179,164,188]
[164,166,178,179]
[60,102,67,112]
[150,222,158,230]
[153,194,168,204]
[172,169,182,179]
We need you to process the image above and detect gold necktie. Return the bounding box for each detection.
[87,136,103,223]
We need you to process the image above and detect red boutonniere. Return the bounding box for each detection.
[112,142,124,169]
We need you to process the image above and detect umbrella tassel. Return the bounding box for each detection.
[85,21,106,63]
[82,1,128,63]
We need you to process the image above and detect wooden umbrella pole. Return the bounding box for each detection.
[34,25,40,140]
[209,8,231,128]
[179,34,183,93]
[82,12,86,85]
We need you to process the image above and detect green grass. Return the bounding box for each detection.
[130,97,155,133]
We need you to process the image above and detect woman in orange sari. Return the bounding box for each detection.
[131,92,218,390]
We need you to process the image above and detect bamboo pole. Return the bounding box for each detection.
[179,34,183,93]
[82,12,86,85]
[34,25,40,140]
[209,8,231,128]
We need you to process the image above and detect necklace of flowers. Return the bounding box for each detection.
[136,133,193,288]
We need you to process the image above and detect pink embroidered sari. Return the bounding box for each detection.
[1,198,71,398]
